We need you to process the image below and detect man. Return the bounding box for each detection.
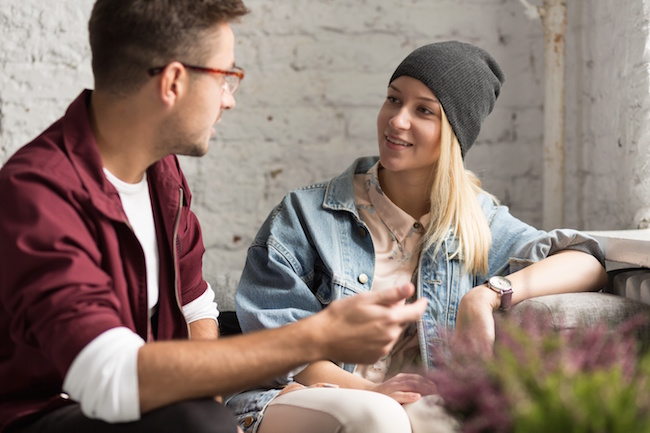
[0,1,428,432]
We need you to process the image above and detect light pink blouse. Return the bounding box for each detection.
[353,162,429,382]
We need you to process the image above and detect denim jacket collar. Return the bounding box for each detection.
[323,156,380,215]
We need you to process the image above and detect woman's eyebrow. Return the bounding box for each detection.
[388,84,401,92]
[417,96,440,104]
[388,84,439,104]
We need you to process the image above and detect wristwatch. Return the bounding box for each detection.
[486,276,513,311]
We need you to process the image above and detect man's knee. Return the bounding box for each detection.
[150,398,238,433]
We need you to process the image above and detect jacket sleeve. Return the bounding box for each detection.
[173,157,209,306]
[483,196,606,278]
[235,198,326,384]
[0,164,125,377]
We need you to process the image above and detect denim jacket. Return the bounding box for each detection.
[226,156,605,432]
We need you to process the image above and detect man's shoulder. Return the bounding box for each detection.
[0,123,77,187]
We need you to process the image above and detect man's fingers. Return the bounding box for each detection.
[362,283,427,323]
[395,298,428,322]
[369,283,415,306]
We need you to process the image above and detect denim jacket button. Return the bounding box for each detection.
[358,226,367,237]
[244,416,255,428]
[358,273,369,284]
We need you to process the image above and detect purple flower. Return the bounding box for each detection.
[423,309,650,433]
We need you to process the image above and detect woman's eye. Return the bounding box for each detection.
[386,96,399,103]
[419,107,434,115]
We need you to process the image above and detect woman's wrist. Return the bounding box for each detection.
[469,283,501,311]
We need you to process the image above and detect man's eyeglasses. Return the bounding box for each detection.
[148,63,245,94]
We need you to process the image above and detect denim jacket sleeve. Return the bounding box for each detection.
[481,194,606,278]
[235,190,334,384]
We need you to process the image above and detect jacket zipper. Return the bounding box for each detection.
[416,253,429,369]
[173,187,191,336]
[121,217,153,342]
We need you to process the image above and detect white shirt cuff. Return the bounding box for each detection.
[182,284,219,325]
[62,327,145,422]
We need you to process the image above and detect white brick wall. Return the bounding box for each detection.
[1,0,648,309]
[564,0,650,230]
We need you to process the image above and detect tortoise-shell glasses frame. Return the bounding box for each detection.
[148,63,245,94]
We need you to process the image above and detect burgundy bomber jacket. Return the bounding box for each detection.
[0,90,208,431]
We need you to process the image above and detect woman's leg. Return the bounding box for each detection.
[403,395,461,433]
[257,387,411,433]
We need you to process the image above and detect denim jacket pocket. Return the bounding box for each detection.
[312,266,336,305]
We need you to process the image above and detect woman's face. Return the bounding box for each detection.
[376,75,442,178]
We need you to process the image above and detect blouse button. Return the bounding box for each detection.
[358,273,369,284]
[358,226,367,237]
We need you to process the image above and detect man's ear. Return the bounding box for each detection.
[158,62,186,107]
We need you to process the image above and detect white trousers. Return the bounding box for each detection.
[257,387,459,433]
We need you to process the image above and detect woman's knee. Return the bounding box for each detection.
[266,388,411,433]
[338,391,410,433]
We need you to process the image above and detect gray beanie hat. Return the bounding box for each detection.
[389,41,505,158]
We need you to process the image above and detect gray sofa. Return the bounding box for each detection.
[506,267,650,338]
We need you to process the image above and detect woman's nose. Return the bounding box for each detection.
[389,108,410,129]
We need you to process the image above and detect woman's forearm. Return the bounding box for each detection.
[294,360,374,390]
[508,249,608,305]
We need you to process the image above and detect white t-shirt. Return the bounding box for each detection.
[62,169,218,422]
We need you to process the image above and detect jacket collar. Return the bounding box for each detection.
[324,155,459,249]
[323,156,379,215]
[61,90,184,221]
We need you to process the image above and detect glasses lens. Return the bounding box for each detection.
[224,75,240,94]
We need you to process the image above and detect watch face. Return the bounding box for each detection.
[489,276,511,291]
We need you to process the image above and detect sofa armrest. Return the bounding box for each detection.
[508,292,650,329]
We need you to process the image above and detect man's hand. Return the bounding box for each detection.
[314,283,427,364]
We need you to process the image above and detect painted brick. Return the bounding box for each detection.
[2,0,648,309]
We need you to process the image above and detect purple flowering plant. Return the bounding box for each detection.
[427,309,650,433]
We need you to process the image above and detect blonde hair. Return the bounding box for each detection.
[422,109,497,276]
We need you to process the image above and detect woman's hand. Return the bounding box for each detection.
[279,373,436,405]
[371,373,437,404]
[452,284,500,357]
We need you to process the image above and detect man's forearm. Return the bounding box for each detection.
[138,284,427,413]
[138,314,325,413]
[189,318,219,340]
[138,283,427,413]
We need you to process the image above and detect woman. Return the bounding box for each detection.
[225,41,608,433]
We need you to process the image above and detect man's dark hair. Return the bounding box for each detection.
[88,0,249,95]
